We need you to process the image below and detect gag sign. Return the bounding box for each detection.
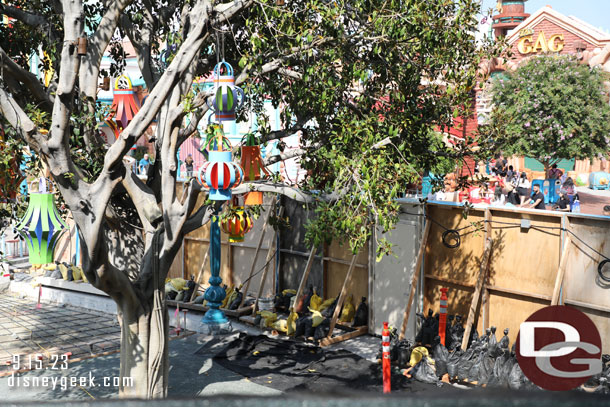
[518,30,564,54]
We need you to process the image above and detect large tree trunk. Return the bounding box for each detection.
[102,217,172,399]
[117,291,169,398]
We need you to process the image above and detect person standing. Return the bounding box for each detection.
[548,163,563,180]
[515,172,531,206]
[139,153,151,175]
[505,165,515,184]
[185,154,194,177]
[493,154,507,177]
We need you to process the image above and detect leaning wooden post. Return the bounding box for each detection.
[399,219,431,340]
[327,253,358,338]
[482,209,492,330]
[252,206,284,315]
[462,237,493,351]
[551,216,571,306]
[238,197,276,308]
[291,245,317,312]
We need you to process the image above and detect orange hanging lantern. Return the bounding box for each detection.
[220,200,254,242]
[240,134,270,206]
[105,74,141,131]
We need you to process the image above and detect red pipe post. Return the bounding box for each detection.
[382,321,391,393]
[439,287,448,346]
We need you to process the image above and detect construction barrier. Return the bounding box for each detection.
[382,322,391,393]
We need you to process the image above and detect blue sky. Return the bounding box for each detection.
[480,0,610,33]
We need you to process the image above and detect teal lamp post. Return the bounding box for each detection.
[197,126,243,332]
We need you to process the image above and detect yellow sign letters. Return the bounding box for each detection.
[517,31,565,54]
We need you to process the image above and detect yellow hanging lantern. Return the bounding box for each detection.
[220,201,254,242]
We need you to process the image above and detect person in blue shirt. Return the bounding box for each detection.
[139,154,150,175]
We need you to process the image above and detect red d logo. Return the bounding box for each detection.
[516,305,602,391]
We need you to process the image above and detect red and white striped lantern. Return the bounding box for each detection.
[439,287,448,346]
[382,321,391,393]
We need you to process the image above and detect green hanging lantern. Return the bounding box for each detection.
[16,179,67,265]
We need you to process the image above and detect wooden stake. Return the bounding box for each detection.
[462,237,493,351]
[482,209,492,330]
[327,253,358,338]
[252,207,284,315]
[189,247,209,302]
[551,217,571,306]
[399,219,431,340]
[291,245,317,312]
[239,197,276,308]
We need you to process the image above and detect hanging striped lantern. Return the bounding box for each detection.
[106,74,141,131]
[207,62,244,123]
[220,205,254,242]
[16,179,67,265]
[241,134,270,206]
[197,126,244,200]
[100,119,120,144]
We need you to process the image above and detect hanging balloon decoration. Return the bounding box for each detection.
[221,198,254,242]
[197,125,244,201]
[16,178,67,265]
[207,61,245,123]
[105,74,141,131]
[240,134,270,206]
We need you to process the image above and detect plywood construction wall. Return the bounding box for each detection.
[423,204,610,352]
[563,216,610,352]
[423,205,485,335]
[325,239,369,306]
[423,206,565,348]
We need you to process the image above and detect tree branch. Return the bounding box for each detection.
[0,46,53,111]
[0,87,44,151]
[264,143,321,166]
[231,181,342,204]
[0,4,59,43]
[101,0,213,176]
[119,8,157,88]
[79,0,134,98]
[48,0,83,151]
[182,200,222,236]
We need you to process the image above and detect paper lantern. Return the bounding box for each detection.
[240,134,270,206]
[207,62,244,123]
[220,205,253,242]
[197,126,244,200]
[106,74,141,131]
[16,179,67,265]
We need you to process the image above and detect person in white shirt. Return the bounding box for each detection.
[515,172,531,205]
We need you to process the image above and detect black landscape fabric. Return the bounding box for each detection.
[205,333,455,393]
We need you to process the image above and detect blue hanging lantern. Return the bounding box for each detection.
[206,61,245,123]
[16,179,67,265]
[197,125,244,200]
